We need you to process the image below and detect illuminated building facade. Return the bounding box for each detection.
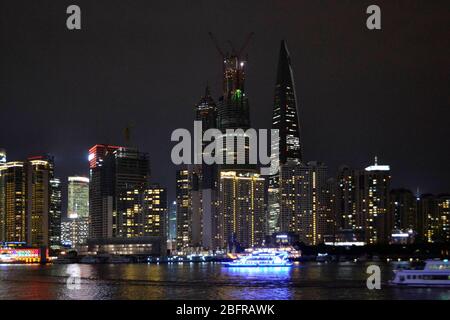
[417,194,450,243]
[217,170,265,249]
[0,162,26,243]
[88,144,150,240]
[89,144,119,239]
[389,189,417,234]
[26,156,54,247]
[67,176,89,219]
[143,185,167,238]
[195,87,219,250]
[268,40,302,237]
[359,158,391,244]
[334,166,358,232]
[168,200,177,240]
[418,194,438,242]
[176,167,191,249]
[436,194,450,243]
[272,40,302,164]
[61,217,89,248]
[49,178,62,246]
[280,161,331,245]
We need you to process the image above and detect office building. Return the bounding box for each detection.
[49,178,62,246]
[67,176,89,219]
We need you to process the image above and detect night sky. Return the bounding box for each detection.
[1,0,449,207]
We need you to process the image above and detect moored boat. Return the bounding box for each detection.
[390,259,450,287]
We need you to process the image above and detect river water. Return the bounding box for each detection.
[0,262,449,300]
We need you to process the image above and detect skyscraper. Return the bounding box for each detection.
[195,87,219,250]
[88,144,150,240]
[334,166,358,232]
[279,161,331,245]
[269,40,302,237]
[89,144,119,239]
[168,200,177,241]
[67,176,89,219]
[26,156,54,247]
[218,171,265,249]
[417,193,450,243]
[389,189,418,233]
[215,41,252,168]
[144,185,167,238]
[176,167,191,249]
[272,40,302,165]
[210,36,266,250]
[0,162,26,243]
[0,152,5,241]
[358,158,391,244]
[436,194,450,243]
[49,178,62,246]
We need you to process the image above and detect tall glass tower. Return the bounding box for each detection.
[272,40,302,164]
[268,40,302,236]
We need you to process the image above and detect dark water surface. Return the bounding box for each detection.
[0,262,449,300]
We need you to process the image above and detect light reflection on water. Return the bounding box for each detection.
[0,262,449,300]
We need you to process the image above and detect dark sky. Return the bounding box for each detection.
[1,0,449,206]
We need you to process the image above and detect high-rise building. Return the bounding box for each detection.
[144,185,167,238]
[217,170,265,249]
[272,40,302,165]
[418,194,450,243]
[389,189,417,233]
[88,144,150,240]
[176,167,191,249]
[89,144,119,239]
[49,178,62,246]
[436,194,450,243]
[334,166,358,232]
[26,156,54,247]
[268,40,302,237]
[358,158,391,244]
[67,176,89,219]
[0,153,5,242]
[437,194,450,243]
[118,188,145,238]
[418,194,438,242]
[216,45,251,168]
[168,200,177,240]
[0,162,26,243]
[210,37,266,250]
[280,161,331,245]
[195,87,219,250]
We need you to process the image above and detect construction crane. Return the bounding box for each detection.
[208,32,254,59]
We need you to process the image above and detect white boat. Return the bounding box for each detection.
[390,259,450,287]
[223,249,293,267]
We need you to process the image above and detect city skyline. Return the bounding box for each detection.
[1,1,449,203]
[0,1,450,305]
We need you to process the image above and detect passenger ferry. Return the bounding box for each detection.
[223,250,293,267]
[390,259,450,287]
